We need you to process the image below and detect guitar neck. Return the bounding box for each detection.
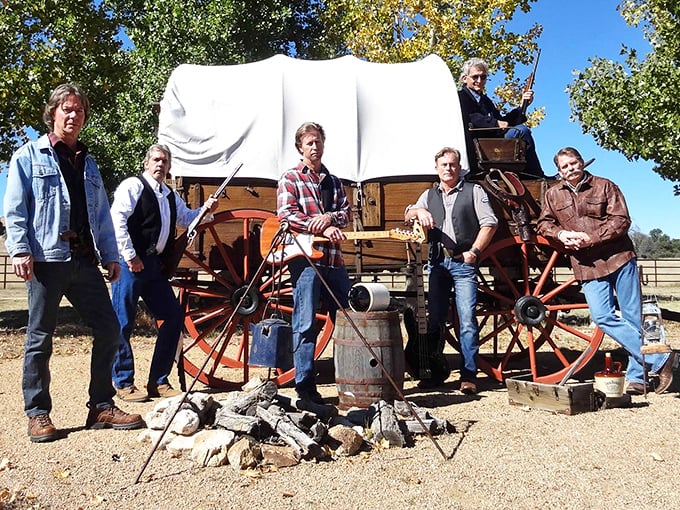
[415,248,427,335]
[312,231,394,242]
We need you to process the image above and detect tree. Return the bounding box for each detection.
[0,1,331,185]
[320,0,544,122]
[630,228,654,257]
[0,0,126,164]
[88,0,334,185]
[2,1,543,184]
[567,0,680,183]
[631,227,680,258]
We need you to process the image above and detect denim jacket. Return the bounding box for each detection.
[3,134,119,264]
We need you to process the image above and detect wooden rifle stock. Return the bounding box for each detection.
[186,162,243,245]
[520,49,541,116]
[160,161,243,279]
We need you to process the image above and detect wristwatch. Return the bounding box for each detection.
[470,247,481,258]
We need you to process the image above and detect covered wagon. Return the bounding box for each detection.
[157,54,602,389]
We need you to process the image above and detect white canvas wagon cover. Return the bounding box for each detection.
[158,54,468,182]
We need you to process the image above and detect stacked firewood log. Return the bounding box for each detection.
[138,378,453,470]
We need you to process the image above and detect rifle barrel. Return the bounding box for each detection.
[520,49,541,116]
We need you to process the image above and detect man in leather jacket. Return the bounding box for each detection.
[537,146,675,395]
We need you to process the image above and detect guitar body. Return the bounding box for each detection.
[259,216,426,264]
[403,249,451,386]
[403,307,451,385]
[260,217,324,264]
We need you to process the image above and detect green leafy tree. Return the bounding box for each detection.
[320,0,544,123]
[1,0,330,185]
[567,0,680,183]
[633,228,680,258]
[93,0,333,184]
[649,228,677,257]
[0,0,126,164]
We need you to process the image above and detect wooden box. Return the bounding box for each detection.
[474,138,526,162]
[505,377,596,415]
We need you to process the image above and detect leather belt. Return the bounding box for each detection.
[60,230,95,261]
[441,246,463,261]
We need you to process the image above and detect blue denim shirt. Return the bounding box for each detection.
[3,134,119,264]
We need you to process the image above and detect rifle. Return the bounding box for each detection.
[160,161,242,279]
[186,161,243,246]
[520,49,541,116]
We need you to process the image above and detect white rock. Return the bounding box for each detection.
[190,429,236,467]
[166,434,197,458]
[144,411,168,431]
[169,409,200,436]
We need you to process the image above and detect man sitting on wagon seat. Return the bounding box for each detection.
[405,147,498,394]
[458,57,544,178]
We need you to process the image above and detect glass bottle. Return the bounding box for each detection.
[595,352,622,377]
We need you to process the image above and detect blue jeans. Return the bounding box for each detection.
[427,257,479,382]
[505,125,543,177]
[24,257,120,417]
[582,258,669,384]
[288,259,350,395]
[111,254,183,389]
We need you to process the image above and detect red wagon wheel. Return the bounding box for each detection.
[445,235,604,383]
[172,209,333,388]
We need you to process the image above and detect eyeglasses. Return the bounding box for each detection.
[467,74,488,81]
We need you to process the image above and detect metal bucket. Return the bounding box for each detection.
[333,310,405,410]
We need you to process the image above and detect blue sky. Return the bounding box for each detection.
[511,0,679,238]
[1,0,677,238]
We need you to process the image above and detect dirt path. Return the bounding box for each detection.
[2,289,680,509]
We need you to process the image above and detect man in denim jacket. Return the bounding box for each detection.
[3,84,144,442]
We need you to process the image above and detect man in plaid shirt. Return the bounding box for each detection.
[277,121,351,404]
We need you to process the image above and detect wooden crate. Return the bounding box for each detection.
[505,377,596,415]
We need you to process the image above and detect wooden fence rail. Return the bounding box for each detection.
[637,259,680,287]
[2,254,680,290]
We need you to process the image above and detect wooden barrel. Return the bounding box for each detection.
[333,310,405,410]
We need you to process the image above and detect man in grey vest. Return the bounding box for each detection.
[405,147,497,394]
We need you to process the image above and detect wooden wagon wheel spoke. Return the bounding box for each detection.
[172,209,334,388]
[202,223,244,286]
[486,253,522,301]
[532,248,561,297]
[445,235,603,383]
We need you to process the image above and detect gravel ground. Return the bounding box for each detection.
[2,293,680,509]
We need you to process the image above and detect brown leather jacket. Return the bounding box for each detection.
[536,173,636,281]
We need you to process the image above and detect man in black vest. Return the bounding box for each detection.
[110,144,218,402]
[405,147,497,394]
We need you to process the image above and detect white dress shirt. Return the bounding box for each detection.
[110,173,210,262]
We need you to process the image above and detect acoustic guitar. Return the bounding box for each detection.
[259,216,426,264]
